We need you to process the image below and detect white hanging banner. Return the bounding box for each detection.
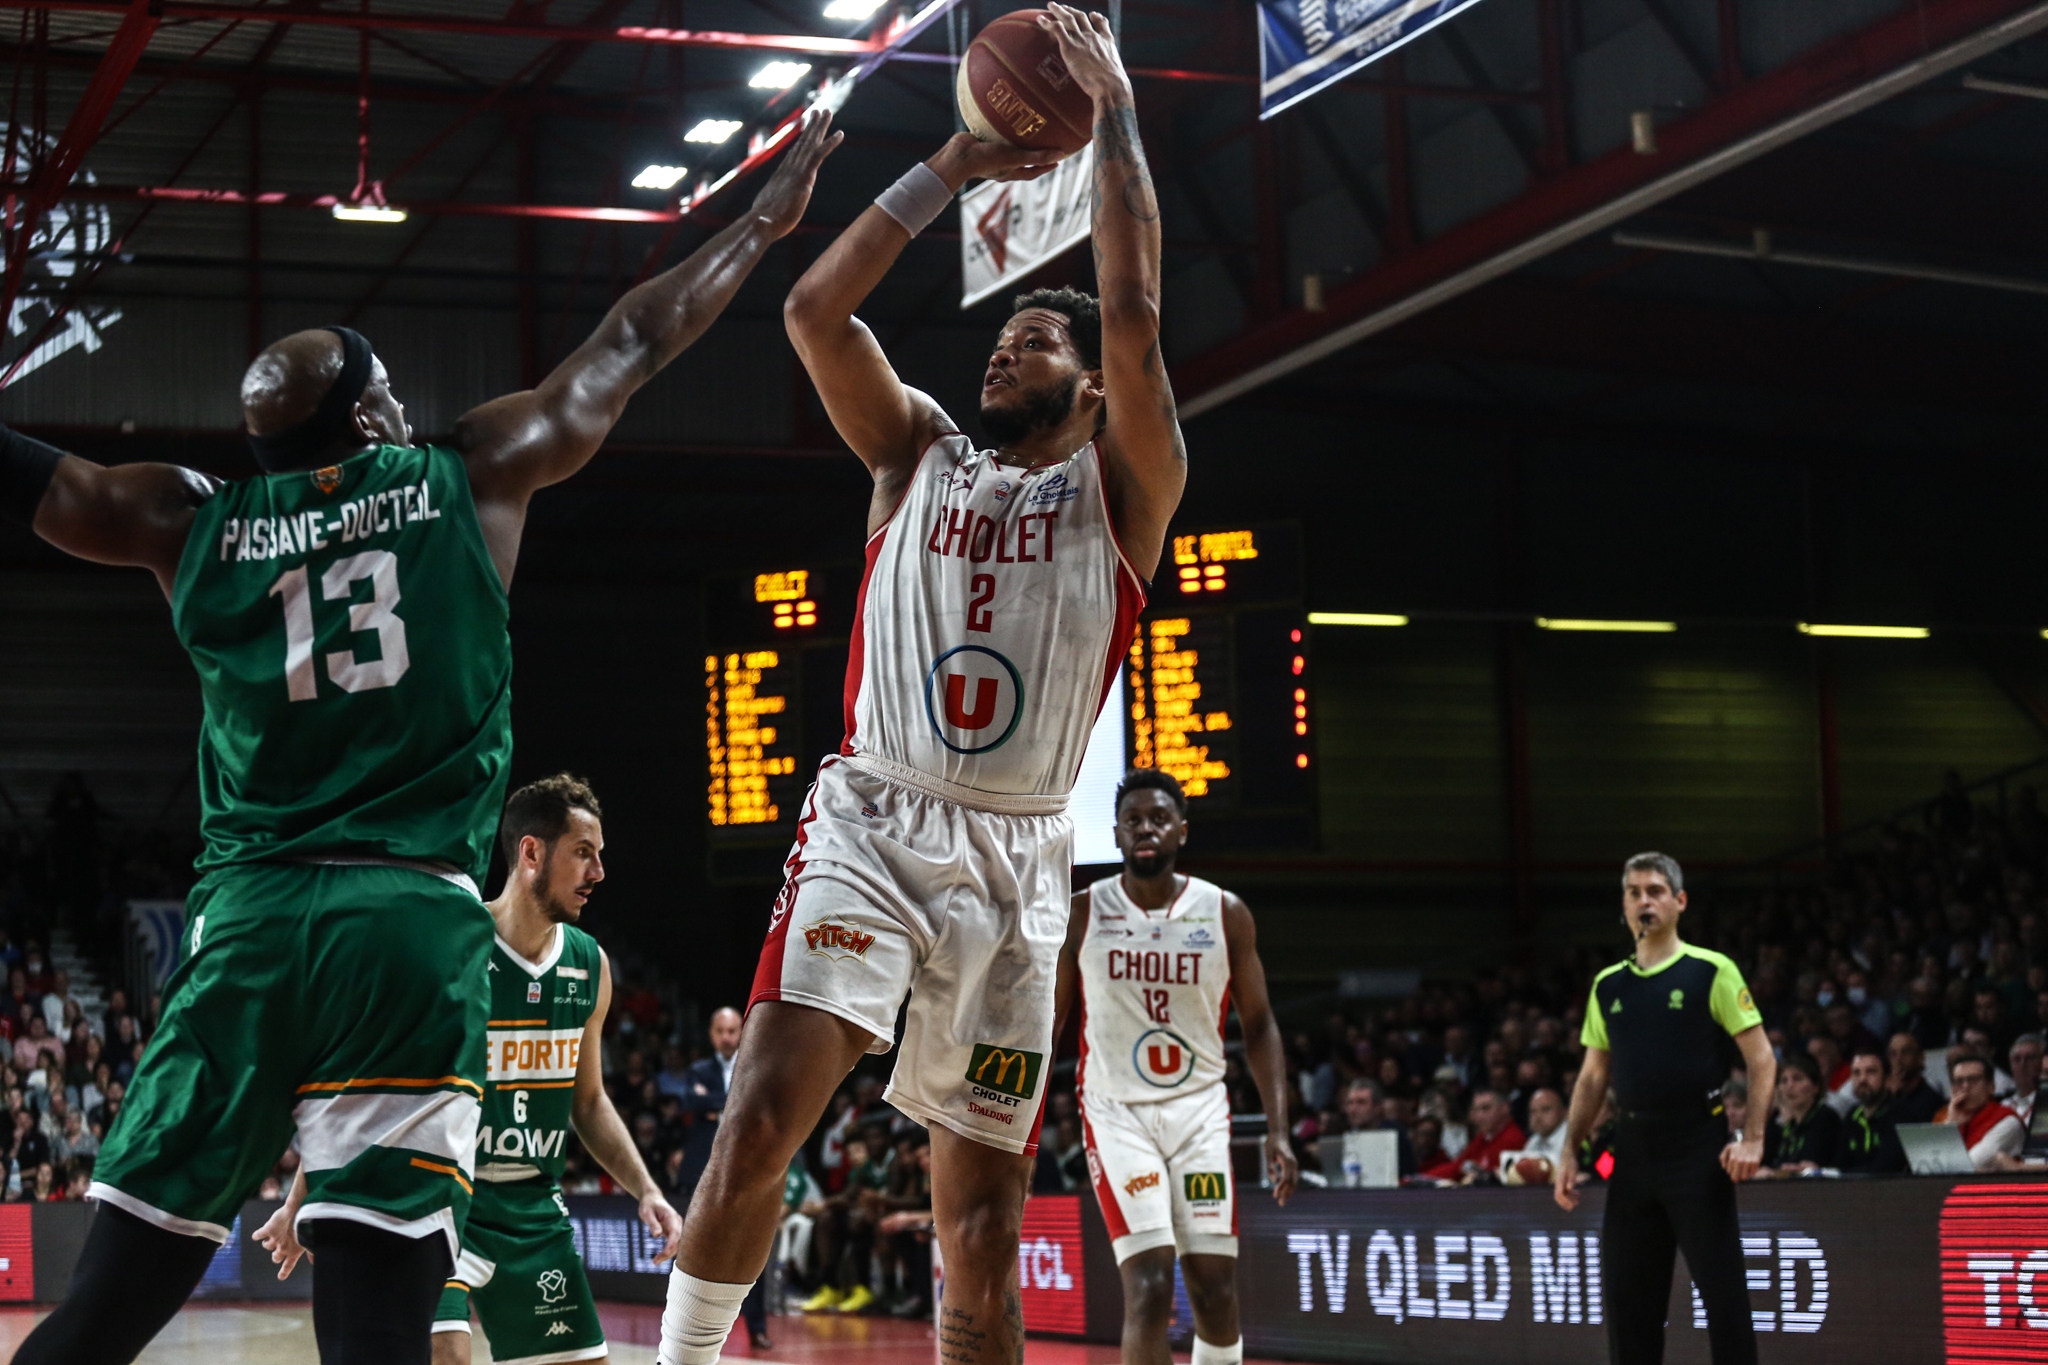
[959,145,1095,309]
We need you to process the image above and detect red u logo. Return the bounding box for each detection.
[1147,1043,1182,1075]
[945,674,999,730]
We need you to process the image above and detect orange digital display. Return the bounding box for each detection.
[1128,616,1232,797]
[1172,529,1258,597]
[704,651,800,826]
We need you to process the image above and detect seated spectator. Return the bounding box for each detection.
[27,1161,55,1202]
[1942,1049,2024,1171]
[1722,1076,1748,1145]
[1451,1088,1524,1180]
[1523,1087,1567,1163]
[1411,1116,1456,1181]
[11,1015,50,1075]
[1336,1078,1416,1177]
[88,1079,120,1136]
[875,1133,934,1317]
[39,970,75,1039]
[1032,1114,1086,1194]
[1805,1035,1854,1116]
[1765,1050,1841,1174]
[655,1044,694,1102]
[1887,1034,1944,1124]
[1836,1048,1906,1175]
[2002,1033,2043,1128]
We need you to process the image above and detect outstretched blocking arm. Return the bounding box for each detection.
[785,135,1054,530]
[455,112,842,585]
[1041,4,1184,580]
[572,949,683,1260]
[1222,894,1298,1204]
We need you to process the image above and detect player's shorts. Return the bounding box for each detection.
[91,859,490,1259]
[434,1178,605,1365]
[1082,1083,1238,1263]
[749,753,1071,1155]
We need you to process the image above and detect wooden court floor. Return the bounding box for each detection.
[0,1305,1174,1364]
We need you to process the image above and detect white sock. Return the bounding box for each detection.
[1191,1337,1244,1365]
[659,1270,754,1365]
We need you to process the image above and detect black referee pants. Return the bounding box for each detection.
[1601,1115,1756,1365]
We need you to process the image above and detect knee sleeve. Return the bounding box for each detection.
[12,1204,220,1365]
[301,1218,453,1365]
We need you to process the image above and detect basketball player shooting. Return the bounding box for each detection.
[0,112,836,1365]
[1055,769,1297,1365]
[657,10,1183,1365]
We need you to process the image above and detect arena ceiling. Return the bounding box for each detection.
[1,0,2047,455]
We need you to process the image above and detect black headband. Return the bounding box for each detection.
[246,326,375,472]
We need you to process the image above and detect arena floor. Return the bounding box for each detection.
[0,1305,1193,1363]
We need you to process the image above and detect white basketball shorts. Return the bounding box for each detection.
[1082,1082,1238,1262]
[749,754,1072,1155]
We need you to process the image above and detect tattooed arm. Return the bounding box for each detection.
[1039,4,1185,581]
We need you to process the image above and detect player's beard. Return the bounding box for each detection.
[536,846,583,924]
[979,371,1079,446]
[1125,846,1175,879]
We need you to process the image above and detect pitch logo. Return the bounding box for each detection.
[925,645,1025,754]
[803,920,877,962]
[1132,1027,1197,1088]
[965,1043,1043,1099]
[1184,1171,1227,1203]
[1123,1170,1161,1198]
[536,1268,568,1304]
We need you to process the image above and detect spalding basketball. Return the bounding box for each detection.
[1514,1156,1554,1187]
[955,10,1094,156]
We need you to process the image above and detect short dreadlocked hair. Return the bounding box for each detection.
[499,773,603,866]
[1115,767,1186,817]
[1012,287,1102,368]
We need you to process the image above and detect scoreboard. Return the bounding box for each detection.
[1127,523,1315,844]
[702,522,1314,875]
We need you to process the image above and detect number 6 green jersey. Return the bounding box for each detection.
[170,443,512,885]
[478,924,602,1182]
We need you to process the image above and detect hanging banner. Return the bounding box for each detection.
[960,144,1095,309]
[1258,0,1496,119]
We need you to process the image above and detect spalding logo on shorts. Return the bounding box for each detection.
[1132,1027,1197,1088]
[925,645,1025,755]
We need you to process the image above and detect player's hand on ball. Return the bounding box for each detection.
[934,132,1064,185]
[751,108,845,239]
[252,1203,311,1280]
[1265,1132,1299,1207]
[1552,1150,1580,1211]
[1035,4,1132,105]
[641,1191,685,1264]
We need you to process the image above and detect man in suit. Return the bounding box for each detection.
[679,1009,769,1347]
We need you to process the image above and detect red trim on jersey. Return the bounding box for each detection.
[747,765,830,1011]
[1022,1086,1049,1157]
[1226,1099,1240,1236]
[1088,440,1150,593]
[839,526,890,756]
[1081,1108,1132,1241]
[1076,565,1146,789]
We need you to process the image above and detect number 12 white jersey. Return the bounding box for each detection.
[840,432,1146,800]
[1077,874,1232,1105]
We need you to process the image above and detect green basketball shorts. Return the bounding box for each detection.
[434,1178,605,1365]
[90,859,492,1258]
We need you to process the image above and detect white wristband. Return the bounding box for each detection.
[875,161,953,237]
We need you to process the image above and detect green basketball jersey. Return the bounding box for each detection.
[170,443,512,885]
[477,924,603,1183]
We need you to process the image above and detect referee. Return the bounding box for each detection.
[1555,852,1776,1365]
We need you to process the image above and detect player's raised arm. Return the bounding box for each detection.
[454,112,842,508]
[5,426,216,596]
[1222,893,1298,1204]
[784,133,1056,507]
[1040,4,1183,578]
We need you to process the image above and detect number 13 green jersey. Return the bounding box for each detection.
[170,444,513,885]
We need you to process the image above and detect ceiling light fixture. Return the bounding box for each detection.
[1536,618,1677,633]
[631,164,689,190]
[823,0,884,18]
[685,119,744,144]
[1798,623,1930,639]
[1306,612,1409,627]
[750,60,813,89]
[332,202,407,223]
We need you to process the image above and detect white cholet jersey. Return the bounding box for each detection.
[1078,873,1233,1104]
[840,432,1145,800]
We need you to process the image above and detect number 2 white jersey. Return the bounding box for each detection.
[841,432,1146,800]
[1077,874,1232,1105]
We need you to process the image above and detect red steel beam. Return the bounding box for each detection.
[1174,0,2048,415]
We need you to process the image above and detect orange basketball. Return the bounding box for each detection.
[955,10,1094,156]
[1514,1157,1554,1187]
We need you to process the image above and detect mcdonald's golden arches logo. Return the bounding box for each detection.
[1183,1171,1227,1203]
[965,1043,1043,1099]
